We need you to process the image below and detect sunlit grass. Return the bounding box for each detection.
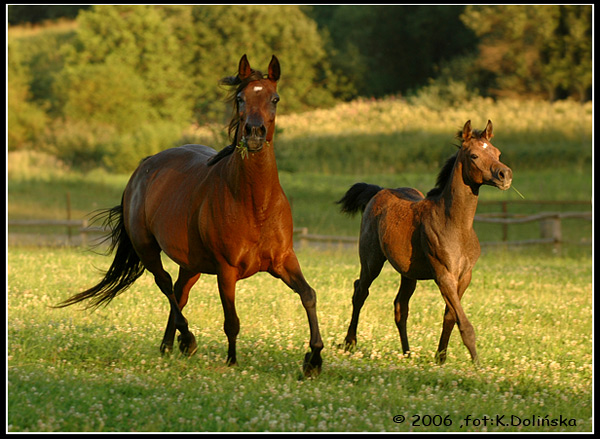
[7,245,592,432]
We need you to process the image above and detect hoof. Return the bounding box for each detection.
[301,352,322,379]
[160,342,173,356]
[226,357,237,367]
[434,349,447,365]
[178,332,198,356]
[342,339,356,352]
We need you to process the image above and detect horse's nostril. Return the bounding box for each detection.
[498,171,505,180]
[245,124,266,138]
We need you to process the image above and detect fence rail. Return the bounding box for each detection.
[9,210,592,247]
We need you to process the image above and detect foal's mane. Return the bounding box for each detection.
[207,68,268,166]
[425,128,486,198]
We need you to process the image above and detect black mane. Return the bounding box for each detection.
[426,152,458,198]
[207,68,267,167]
[426,128,487,198]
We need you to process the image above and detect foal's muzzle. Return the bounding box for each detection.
[494,165,513,190]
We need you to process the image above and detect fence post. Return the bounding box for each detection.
[66,191,72,244]
[298,227,308,249]
[81,219,88,248]
[539,215,562,243]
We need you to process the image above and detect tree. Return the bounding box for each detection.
[179,5,342,122]
[461,5,592,100]
[7,42,48,151]
[54,5,196,131]
[307,5,477,98]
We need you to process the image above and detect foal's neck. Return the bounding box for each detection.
[439,160,480,228]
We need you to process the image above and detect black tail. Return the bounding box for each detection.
[337,183,384,216]
[55,205,145,310]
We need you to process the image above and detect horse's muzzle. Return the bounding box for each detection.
[243,124,267,152]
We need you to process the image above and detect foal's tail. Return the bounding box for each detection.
[55,204,145,310]
[337,183,383,216]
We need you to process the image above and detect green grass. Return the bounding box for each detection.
[7,245,592,432]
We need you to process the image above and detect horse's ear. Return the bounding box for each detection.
[462,120,472,142]
[238,54,252,81]
[268,55,280,82]
[484,119,493,139]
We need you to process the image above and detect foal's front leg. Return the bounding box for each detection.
[435,272,478,365]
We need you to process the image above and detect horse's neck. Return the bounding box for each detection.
[226,146,283,211]
[438,161,479,228]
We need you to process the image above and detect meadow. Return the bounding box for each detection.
[7,245,592,432]
[7,96,593,432]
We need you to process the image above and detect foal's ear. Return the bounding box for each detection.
[238,54,253,81]
[462,120,473,142]
[484,119,493,140]
[268,55,280,82]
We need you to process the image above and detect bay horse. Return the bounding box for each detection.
[337,120,512,365]
[57,55,323,376]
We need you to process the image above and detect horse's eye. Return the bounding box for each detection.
[470,154,479,160]
[272,96,280,105]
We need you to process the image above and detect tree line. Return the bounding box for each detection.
[8,5,592,171]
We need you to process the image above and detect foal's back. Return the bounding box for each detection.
[361,187,438,281]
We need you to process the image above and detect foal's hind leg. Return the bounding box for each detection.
[160,267,200,354]
[344,246,386,350]
[394,276,417,357]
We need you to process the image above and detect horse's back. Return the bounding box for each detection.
[122,145,220,266]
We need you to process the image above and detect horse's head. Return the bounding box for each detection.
[223,54,280,154]
[459,120,512,191]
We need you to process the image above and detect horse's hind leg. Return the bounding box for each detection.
[160,267,200,354]
[344,244,386,350]
[136,245,197,356]
[394,276,417,356]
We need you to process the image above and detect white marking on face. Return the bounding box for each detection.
[253,86,263,92]
[482,142,488,149]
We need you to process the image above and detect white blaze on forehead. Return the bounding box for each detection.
[482,142,488,149]
[253,86,263,92]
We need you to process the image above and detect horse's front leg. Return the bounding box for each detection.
[271,252,323,377]
[217,268,240,366]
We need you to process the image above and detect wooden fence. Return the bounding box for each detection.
[8,205,592,248]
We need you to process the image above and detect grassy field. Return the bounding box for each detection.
[7,244,592,432]
[7,95,593,431]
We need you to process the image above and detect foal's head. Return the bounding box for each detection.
[458,120,512,191]
[222,54,281,153]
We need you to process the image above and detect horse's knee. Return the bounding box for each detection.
[298,286,317,309]
[223,316,240,338]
